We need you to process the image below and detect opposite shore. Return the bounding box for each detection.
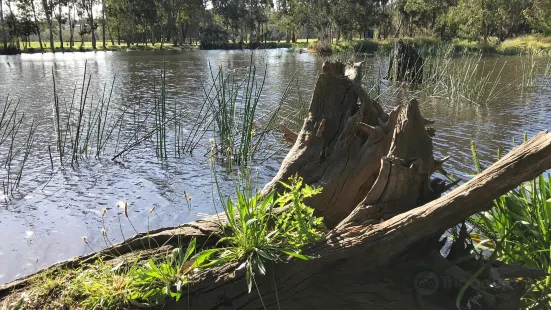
[3,35,551,56]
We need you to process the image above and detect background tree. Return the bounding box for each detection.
[17,0,43,51]
[1,0,8,49]
[524,0,551,34]
[78,0,96,48]
[40,0,56,51]
[54,0,68,50]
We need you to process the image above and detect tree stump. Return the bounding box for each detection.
[387,41,423,83]
[2,61,551,310]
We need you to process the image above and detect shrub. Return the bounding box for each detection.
[0,45,21,55]
[199,24,230,50]
[311,41,332,56]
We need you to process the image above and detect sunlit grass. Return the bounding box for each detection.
[315,35,551,56]
[499,35,551,56]
[12,240,197,310]
[17,41,190,53]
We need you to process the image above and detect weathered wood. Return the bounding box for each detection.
[279,124,298,144]
[264,61,431,228]
[387,41,423,83]
[170,131,551,310]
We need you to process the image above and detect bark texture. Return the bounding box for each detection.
[262,61,432,228]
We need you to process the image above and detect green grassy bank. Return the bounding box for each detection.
[1,39,310,54]
[0,42,195,54]
[3,35,551,56]
[314,35,551,56]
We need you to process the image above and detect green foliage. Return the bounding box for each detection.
[469,144,551,309]
[127,239,197,305]
[198,24,230,49]
[524,0,551,34]
[15,239,198,309]
[275,175,325,248]
[205,57,293,167]
[199,175,325,292]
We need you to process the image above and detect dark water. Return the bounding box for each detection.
[0,49,549,284]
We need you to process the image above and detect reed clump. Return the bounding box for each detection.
[195,56,294,168]
[0,96,38,200]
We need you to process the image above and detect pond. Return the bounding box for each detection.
[0,49,550,284]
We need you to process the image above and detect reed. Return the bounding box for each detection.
[196,55,293,167]
[469,143,551,309]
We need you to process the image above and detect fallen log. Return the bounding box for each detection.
[158,130,551,310]
[2,61,551,310]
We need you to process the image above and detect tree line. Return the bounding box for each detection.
[1,0,551,51]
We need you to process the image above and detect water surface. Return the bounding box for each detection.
[0,49,549,284]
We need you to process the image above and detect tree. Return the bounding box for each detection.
[41,0,56,51]
[404,0,453,33]
[4,0,20,48]
[16,0,40,48]
[78,0,96,48]
[1,0,7,49]
[101,0,106,47]
[67,0,75,48]
[524,0,551,34]
[445,0,488,41]
[105,0,128,45]
[211,0,247,42]
[55,0,68,50]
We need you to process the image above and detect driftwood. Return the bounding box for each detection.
[2,61,551,310]
[387,41,423,83]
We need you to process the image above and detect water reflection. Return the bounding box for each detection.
[0,50,550,284]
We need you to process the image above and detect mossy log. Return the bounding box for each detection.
[2,61,551,310]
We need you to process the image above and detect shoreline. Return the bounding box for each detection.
[4,35,551,56]
[0,41,310,55]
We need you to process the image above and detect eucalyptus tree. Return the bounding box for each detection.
[41,0,56,50]
[17,0,43,51]
[4,0,20,48]
[403,0,453,33]
[54,0,69,50]
[67,0,75,47]
[211,0,247,42]
[106,0,130,44]
[78,0,97,48]
[178,0,204,44]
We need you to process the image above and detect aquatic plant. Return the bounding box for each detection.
[420,44,510,105]
[468,143,551,309]
[0,96,39,199]
[198,55,294,167]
